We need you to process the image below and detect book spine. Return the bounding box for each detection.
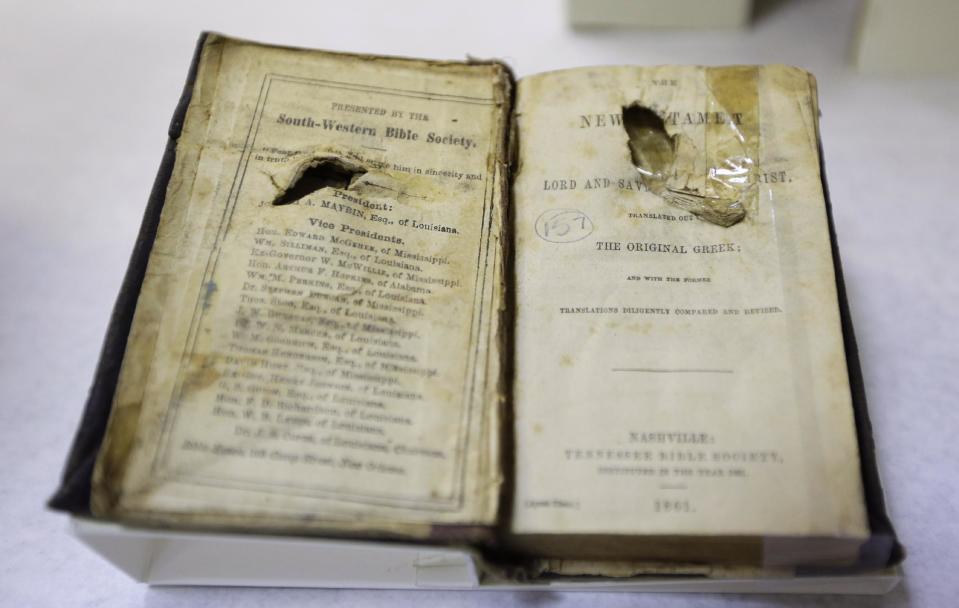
[48,32,211,514]
[815,145,904,570]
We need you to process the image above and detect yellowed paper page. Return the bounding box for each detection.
[510,66,868,553]
[92,35,510,535]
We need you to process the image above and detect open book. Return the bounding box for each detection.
[51,33,902,574]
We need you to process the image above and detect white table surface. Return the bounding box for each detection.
[1,0,956,606]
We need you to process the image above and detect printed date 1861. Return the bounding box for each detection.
[654,498,694,513]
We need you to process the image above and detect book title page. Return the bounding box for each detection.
[510,66,868,545]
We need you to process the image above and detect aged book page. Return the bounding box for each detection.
[509,66,868,563]
[91,35,510,536]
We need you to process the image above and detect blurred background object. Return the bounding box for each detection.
[855,0,959,73]
[569,0,754,29]
[568,0,959,74]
